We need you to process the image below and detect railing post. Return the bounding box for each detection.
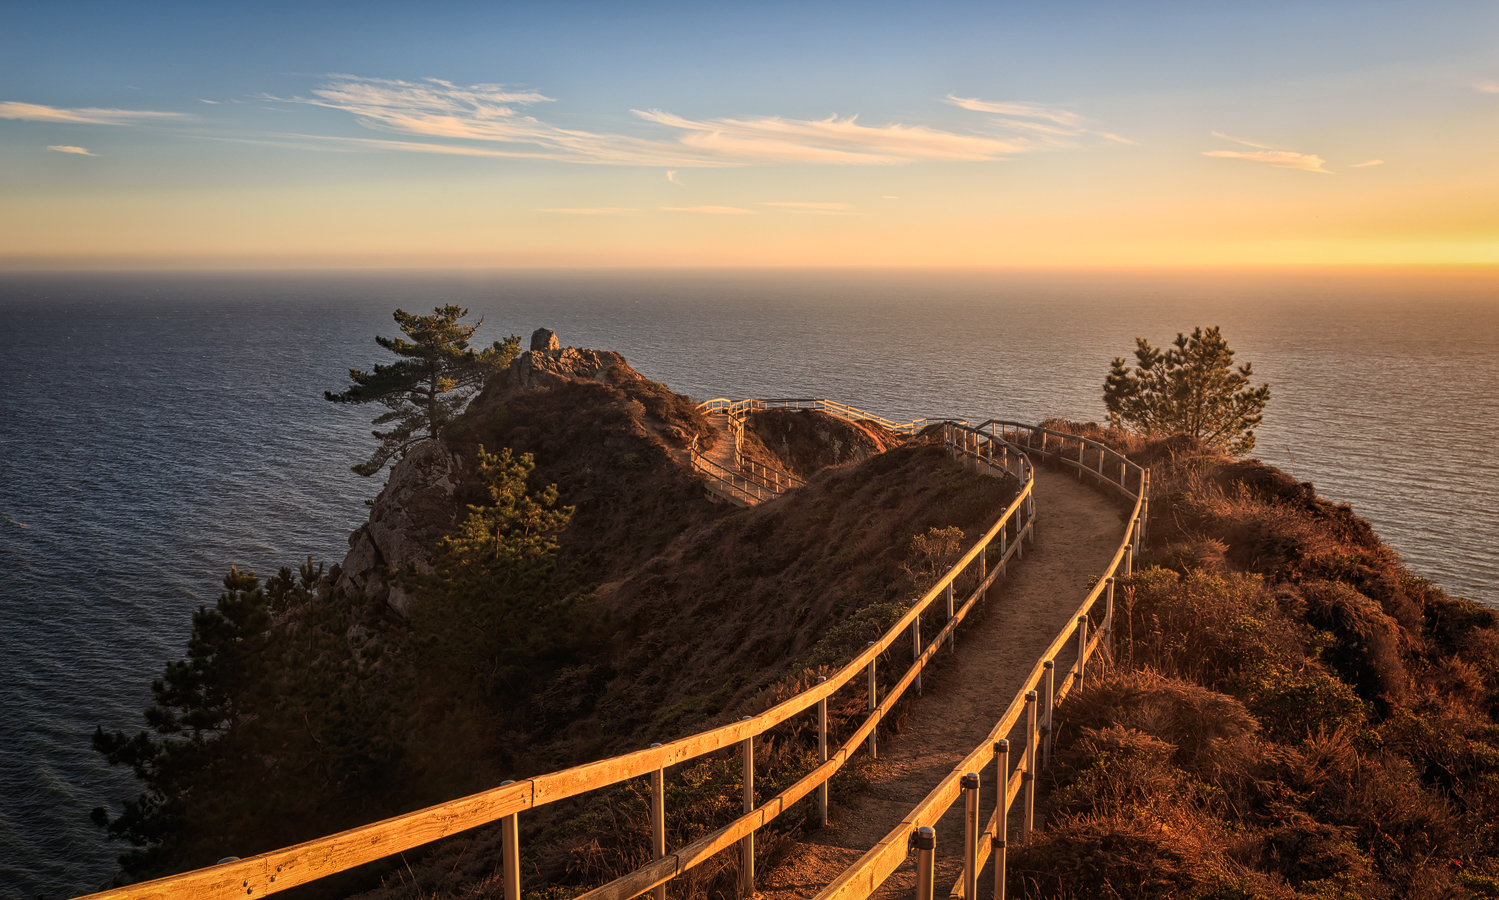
[817,676,829,827]
[649,745,666,900]
[1041,660,1055,769]
[1142,470,1151,544]
[500,781,521,900]
[993,740,1009,900]
[867,642,878,759]
[945,573,955,650]
[1105,577,1116,665]
[912,612,923,694]
[741,718,755,898]
[1023,691,1037,839]
[1077,615,1089,692]
[913,826,936,900]
[999,525,1008,577]
[962,773,980,900]
[979,543,987,605]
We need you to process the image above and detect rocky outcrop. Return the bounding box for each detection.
[335,440,464,616]
[508,345,625,390]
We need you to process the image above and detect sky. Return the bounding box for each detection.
[1,0,1497,269]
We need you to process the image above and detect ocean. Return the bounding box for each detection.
[1,269,1495,899]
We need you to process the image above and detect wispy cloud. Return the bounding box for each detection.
[1351,159,1384,167]
[1475,81,1499,94]
[666,170,682,183]
[537,207,635,215]
[47,145,95,155]
[1210,130,1279,150]
[661,206,754,214]
[0,101,184,125]
[761,201,853,215]
[1203,149,1331,173]
[632,109,1023,164]
[280,76,1118,167]
[1205,131,1331,172]
[943,95,1133,147]
[944,97,1081,126]
[286,76,726,166]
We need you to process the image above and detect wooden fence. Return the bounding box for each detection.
[75,410,1143,900]
[812,420,1149,900]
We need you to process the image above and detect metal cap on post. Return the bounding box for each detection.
[499,781,521,900]
[962,773,981,900]
[912,826,937,900]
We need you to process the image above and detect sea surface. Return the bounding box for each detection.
[1,269,1496,899]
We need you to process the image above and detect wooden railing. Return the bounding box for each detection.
[693,397,957,504]
[76,413,1042,900]
[812,419,1149,900]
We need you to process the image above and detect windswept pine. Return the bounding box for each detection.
[326,306,521,476]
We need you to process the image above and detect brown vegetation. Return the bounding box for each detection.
[353,358,1018,899]
[1012,423,1499,900]
[738,408,906,480]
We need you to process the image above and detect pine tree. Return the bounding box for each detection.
[326,305,520,476]
[1103,326,1271,455]
[91,561,408,878]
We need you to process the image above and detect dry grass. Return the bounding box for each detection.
[1012,422,1499,900]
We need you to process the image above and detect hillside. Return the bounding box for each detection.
[1010,422,1499,900]
[90,338,1020,893]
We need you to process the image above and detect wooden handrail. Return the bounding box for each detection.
[813,425,1147,900]
[78,413,1051,900]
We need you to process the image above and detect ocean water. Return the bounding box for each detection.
[1,269,1495,899]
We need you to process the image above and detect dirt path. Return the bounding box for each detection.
[756,467,1126,900]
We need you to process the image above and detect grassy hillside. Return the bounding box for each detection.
[1012,422,1499,900]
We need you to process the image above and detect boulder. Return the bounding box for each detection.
[530,328,560,352]
[336,440,463,616]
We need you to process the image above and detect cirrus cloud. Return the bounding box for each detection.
[280,76,1121,168]
[48,145,95,155]
[1203,149,1331,173]
[661,206,754,214]
[537,207,635,215]
[0,101,183,124]
[1205,132,1331,173]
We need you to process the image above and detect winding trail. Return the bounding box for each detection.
[757,467,1125,899]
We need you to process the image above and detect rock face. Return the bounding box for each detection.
[336,440,463,616]
[508,345,624,390]
[530,328,560,352]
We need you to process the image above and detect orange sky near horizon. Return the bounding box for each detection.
[3,3,1497,270]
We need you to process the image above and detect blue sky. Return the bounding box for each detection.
[3,1,1497,267]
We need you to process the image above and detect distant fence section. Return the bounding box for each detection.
[76,403,1148,900]
[692,397,958,506]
